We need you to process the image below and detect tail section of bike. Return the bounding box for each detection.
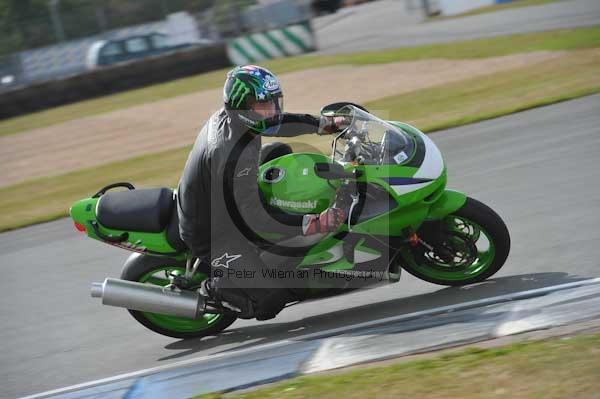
[69,183,186,258]
[72,183,239,338]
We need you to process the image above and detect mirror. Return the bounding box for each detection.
[320,102,369,117]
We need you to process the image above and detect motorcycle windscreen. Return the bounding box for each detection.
[333,106,416,166]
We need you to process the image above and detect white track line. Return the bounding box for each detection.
[21,277,600,399]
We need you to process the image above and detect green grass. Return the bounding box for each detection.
[1,48,598,233]
[1,26,599,136]
[196,332,600,399]
[0,146,192,232]
[0,69,229,138]
[367,48,600,131]
[428,0,560,20]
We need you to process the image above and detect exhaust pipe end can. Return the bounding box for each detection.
[90,278,204,319]
[91,282,104,298]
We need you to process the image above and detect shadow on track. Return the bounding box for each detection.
[158,272,587,361]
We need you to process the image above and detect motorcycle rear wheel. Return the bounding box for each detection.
[401,197,510,286]
[121,257,237,339]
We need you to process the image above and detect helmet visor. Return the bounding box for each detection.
[247,96,283,135]
[250,96,283,120]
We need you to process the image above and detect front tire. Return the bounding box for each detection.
[401,197,510,286]
[121,254,237,339]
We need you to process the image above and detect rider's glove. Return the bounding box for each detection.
[318,116,347,135]
[302,207,346,235]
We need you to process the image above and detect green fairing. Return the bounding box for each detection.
[322,259,354,271]
[426,190,467,220]
[260,120,455,268]
[258,153,340,213]
[258,231,286,240]
[299,237,344,268]
[321,239,381,271]
[70,118,462,265]
[350,168,447,236]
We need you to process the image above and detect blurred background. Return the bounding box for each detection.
[0,0,463,108]
[0,0,326,94]
[1,0,599,398]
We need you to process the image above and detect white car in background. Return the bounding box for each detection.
[86,32,213,69]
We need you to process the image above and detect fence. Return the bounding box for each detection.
[0,20,170,92]
[0,43,229,119]
[227,21,316,65]
[0,0,314,92]
[0,0,317,115]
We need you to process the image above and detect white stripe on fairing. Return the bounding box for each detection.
[236,37,267,62]
[251,33,284,58]
[312,244,343,265]
[391,181,433,196]
[270,29,304,55]
[286,24,315,49]
[414,133,444,179]
[354,248,381,263]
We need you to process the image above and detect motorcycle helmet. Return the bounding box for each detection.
[223,65,284,135]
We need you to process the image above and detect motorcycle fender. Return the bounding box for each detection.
[426,190,467,220]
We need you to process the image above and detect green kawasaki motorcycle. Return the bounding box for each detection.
[72,104,510,339]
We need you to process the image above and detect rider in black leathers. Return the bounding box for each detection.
[177,65,345,320]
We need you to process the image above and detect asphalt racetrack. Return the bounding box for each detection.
[1,95,599,398]
[315,0,600,53]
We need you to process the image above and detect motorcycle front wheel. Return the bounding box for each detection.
[121,257,237,339]
[401,197,511,286]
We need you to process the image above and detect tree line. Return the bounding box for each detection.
[0,0,222,55]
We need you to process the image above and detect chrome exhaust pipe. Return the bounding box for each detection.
[91,278,207,319]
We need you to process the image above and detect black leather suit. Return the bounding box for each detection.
[177,108,320,319]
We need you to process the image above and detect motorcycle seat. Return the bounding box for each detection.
[97,188,174,233]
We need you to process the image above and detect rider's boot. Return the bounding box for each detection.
[200,278,255,319]
[201,279,300,321]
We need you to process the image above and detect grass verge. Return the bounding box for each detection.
[367,48,600,131]
[0,48,598,233]
[1,26,599,136]
[196,332,600,399]
[0,146,191,232]
[428,0,560,20]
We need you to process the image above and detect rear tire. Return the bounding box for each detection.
[121,254,237,339]
[401,197,510,286]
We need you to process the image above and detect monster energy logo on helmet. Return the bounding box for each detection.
[223,65,283,134]
[228,78,253,108]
